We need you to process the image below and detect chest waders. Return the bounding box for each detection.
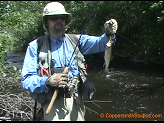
[30,34,96,107]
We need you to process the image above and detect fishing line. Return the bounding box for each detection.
[67,1,98,67]
[117,32,134,45]
[67,34,81,67]
[117,32,144,50]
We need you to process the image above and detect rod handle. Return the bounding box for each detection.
[45,66,69,115]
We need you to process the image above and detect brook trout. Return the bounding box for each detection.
[104,40,113,73]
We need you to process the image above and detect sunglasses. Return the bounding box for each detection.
[47,15,67,21]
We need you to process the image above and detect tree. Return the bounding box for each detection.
[0,1,49,51]
[0,1,164,64]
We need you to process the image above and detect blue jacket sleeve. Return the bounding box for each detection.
[79,33,116,55]
[21,39,49,94]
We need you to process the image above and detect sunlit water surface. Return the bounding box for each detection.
[84,56,164,121]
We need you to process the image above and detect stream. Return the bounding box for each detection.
[6,52,164,121]
[84,54,164,121]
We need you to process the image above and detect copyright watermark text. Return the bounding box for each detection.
[100,113,162,119]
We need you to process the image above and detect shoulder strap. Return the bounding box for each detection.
[67,34,79,45]
[67,34,81,50]
[38,34,79,53]
[37,35,52,75]
[37,35,46,55]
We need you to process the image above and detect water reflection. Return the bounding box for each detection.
[84,55,164,121]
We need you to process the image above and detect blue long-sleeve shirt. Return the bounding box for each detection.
[21,33,116,94]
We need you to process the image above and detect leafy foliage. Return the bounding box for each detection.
[0,1,164,64]
[0,1,48,52]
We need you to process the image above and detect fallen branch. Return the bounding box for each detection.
[0,62,13,76]
[83,100,112,103]
[0,116,27,121]
[83,100,112,115]
[85,106,99,115]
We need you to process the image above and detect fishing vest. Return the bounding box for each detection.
[29,34,96,106]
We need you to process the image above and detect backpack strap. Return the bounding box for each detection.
[67,34,81,50]
[67,34,79,45]
[37,36,45,55]
[37,34,79,54]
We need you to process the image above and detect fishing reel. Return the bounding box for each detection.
[61,76,79,98]
[67,76,79,95]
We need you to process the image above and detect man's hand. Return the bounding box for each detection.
[104,18,118,36]
[46,73,68,88]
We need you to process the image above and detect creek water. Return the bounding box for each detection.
[6,52,164,121]
[84,54,164,121]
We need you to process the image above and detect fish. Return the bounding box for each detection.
[104,40,113,74]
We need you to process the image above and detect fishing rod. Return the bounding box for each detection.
[46,1,98,115]
[67,10,92,67]
[117,32,134,45]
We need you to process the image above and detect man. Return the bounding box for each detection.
[21,2,118,121]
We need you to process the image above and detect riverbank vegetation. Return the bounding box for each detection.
[1,1,164,66]
[0,1,164,121]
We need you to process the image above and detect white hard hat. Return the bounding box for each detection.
[43,2,72,33]
[43,2,71,24]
